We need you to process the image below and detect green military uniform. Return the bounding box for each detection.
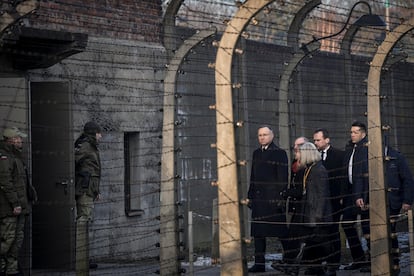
[75,132,101,221]
[0,137,36,275]
[74,122,101,272]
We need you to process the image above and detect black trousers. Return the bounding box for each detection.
[253,237,266,265]
[341,196,367,263]
[389,208,401,267]
[326,200,342,267]
[301,225,332,268]
[281,226,302,263]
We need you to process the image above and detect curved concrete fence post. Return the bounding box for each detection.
[279,0,321,169]
[214,1,276,274]
[367,17,414,276]
[162,0,184,61]
[340,24,360,119]
[286,0,321,51]
[160,28,216,275]
[278,41,320,180]
[340,24,360,56]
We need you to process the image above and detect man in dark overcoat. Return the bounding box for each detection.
[247,126,288,273]
[313,128,345,273]
[384,143,414,274]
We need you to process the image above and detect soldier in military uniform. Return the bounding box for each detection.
[0,127,37,276]
[75,121,102,221]
[75,122,102,270]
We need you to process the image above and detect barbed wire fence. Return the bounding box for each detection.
[1,0,414,275]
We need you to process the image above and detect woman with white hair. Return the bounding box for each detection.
[288,142,334,275]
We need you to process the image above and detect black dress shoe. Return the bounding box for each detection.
[304,267,325,275]
[271,260,287,272]
[325,267,337,276]
[286,267,299,276]
[343,263,363,270]
[248,264,265,273]
[271,260,300,275]
[360,265,371,273]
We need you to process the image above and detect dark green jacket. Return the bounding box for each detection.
[0,141,36,218]
[75,133,101,198]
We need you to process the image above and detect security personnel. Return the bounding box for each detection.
[384,144,414,274]
[342,121,370,272]
[313,128,345,274]
[75,122,102,221]
[0,127,37,276]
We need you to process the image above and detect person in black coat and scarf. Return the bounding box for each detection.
[272,136,308,274]
[289,142,333,275]
[247,126,289,273]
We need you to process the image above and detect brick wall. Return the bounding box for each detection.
[29,0,162,42]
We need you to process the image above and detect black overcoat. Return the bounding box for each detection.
[290,161,333,228]
[343,137,369,203]
[248,142,288,237]
[322,146,345,219]
[385,147,414,210]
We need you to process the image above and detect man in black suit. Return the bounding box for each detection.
[247,126,289,273]
[341,121,370,272]
[313,128,345,275]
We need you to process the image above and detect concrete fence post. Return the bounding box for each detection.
[188,211,194,275]
[408,210,414,275]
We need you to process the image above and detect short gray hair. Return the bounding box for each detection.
[298,142,321,166]
[258,125,274,133]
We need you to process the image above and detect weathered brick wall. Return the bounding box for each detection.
[24,0,166,262]
[29,0,162,42]
[28,35,166,261]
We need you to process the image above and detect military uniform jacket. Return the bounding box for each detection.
[0,141,35,218]
[75,133,101,198]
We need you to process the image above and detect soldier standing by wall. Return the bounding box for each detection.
[75,121,102,220]
[75,121,102,270]
[0,127,37,276]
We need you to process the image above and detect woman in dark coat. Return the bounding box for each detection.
[289,142,333,275]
